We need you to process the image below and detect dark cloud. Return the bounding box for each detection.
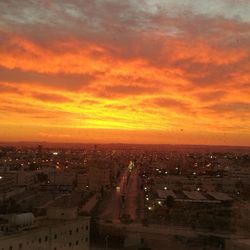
[31,92,72,103]
[0,83,22,94]
[104,103,137,112]
[152,97,185,107]
[0,1,249,94]
[195,90,227,102]
[149,97,192,113]
[205,102,250,114]
[98,84,159,98]
[0,67,94,91]
[80,99,100,105]
[0,103,71,119]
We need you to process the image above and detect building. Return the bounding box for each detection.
[88,159,112,191]
[0,173,16,192]
[0,207,90,250]
[49,170,77,186]
[76,173,88,190]
[0,171,36,188]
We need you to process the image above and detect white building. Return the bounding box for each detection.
[0,207,90,250]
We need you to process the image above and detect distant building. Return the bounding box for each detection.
[88,159,112,191]
[0,173,16,192]
[76,173,88,190]
[51,170,77,186]
[0,171,36,187]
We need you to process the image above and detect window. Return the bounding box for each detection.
[19,243,23,249]
[85,225,89,231]
[54,234,57,239]
[76,227,79,232]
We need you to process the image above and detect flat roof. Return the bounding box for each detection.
[156,190,176,199]
[207,192,232,201]
[183,191,206,200]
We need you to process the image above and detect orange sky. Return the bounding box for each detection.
[0,1,250,146]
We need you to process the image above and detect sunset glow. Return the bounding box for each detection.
[0,1,250,145]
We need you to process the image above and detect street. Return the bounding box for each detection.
[124,168,139,221]
[100,161,139,223]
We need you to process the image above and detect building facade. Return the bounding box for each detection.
[0,208,90,250]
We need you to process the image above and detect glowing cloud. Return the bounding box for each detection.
[0,0,249,145]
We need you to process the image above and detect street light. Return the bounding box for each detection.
[105,235,110,249]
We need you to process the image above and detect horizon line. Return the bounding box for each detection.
[0,140,250,148]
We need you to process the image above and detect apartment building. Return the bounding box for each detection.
[0,207,90,250]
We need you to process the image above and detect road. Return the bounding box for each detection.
[124,168,139,221]
[100,166,129,221]
[100,221,250,241]
[100,161,140,223]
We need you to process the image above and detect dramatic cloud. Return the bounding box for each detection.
[0,0,249,145]
[31,92,73,103]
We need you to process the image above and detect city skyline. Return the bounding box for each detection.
[0,0,250,146]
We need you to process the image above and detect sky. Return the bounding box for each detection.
[0,0,250,146]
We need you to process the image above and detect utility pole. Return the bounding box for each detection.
[105,235,109,250]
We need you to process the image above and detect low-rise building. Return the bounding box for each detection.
[76,173,88,190]
[0,207,90,250]
[88,159,112,191]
